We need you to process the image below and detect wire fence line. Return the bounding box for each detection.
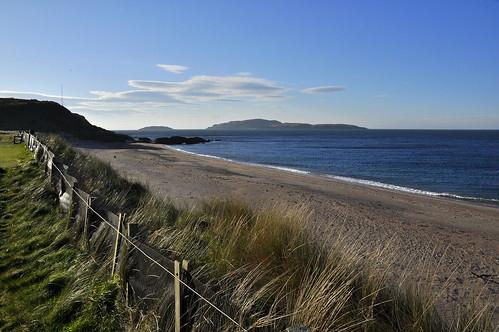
[20,131,248,332]
[54,162,247,331]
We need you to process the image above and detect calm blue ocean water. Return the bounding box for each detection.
[119,130,499,202]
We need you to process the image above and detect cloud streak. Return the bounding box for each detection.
[302,85,345,94]
[1,66,343,115]
[0,90,89,101]
[0,69,287,113]
[128,75,285,102]
[156,64,189,74]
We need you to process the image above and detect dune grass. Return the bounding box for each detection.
[140,200,494,331]
[12,134,495,331]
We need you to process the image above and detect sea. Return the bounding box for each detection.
[119,129,499,203]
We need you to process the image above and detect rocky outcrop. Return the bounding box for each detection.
[135,137,153,143]
[154,136,210,145]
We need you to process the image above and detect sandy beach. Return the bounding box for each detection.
[75,141,499,320]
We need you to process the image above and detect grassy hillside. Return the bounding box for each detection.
[0,98,129,142]
[0,133,125,331]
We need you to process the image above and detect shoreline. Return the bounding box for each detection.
[170,145,499,206]
[75,140,499,321]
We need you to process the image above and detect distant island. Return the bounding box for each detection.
[138,126,173,131]
[207,119,367,130]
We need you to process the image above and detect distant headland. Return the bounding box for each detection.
[206,119,367,130]
[0,98,129,142]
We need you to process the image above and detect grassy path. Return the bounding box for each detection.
[0,132,31,168]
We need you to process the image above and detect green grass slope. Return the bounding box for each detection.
[0,132,31,168]
[0,134,125,331]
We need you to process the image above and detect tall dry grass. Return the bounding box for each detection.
[141,199,495,331]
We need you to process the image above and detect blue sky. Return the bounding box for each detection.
[1,1,498,129]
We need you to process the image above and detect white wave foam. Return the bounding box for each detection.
[170,147,233,162]
[329,175,499,202]
[169,147,310,175]
[261,165,310,174]
[168,146,497,203]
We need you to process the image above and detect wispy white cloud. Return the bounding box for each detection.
[128,75,285,102]
[302,85,345,94]
[0,90,89,101]
[71,101,171,113]
[1,65,345,117]
[0,90,177,113]
[89,89,182,103]
[0,70,286,113]
[156,64,189,74]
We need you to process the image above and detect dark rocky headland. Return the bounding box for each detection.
[154,136,210,145]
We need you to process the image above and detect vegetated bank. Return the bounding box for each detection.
[1,131,495,331]
[0,133,125,331]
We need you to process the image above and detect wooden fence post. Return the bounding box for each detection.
[181,259,190,331]
[111,213,124,277]
[59,170,76,213]
[46,151,54,178]
[125,222,138,307]
[174,259,190,332]
[125,222,131,306]
[83,194,91,250]
[174,260,182,332]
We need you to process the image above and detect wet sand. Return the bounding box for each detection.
[75,141,499,321]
